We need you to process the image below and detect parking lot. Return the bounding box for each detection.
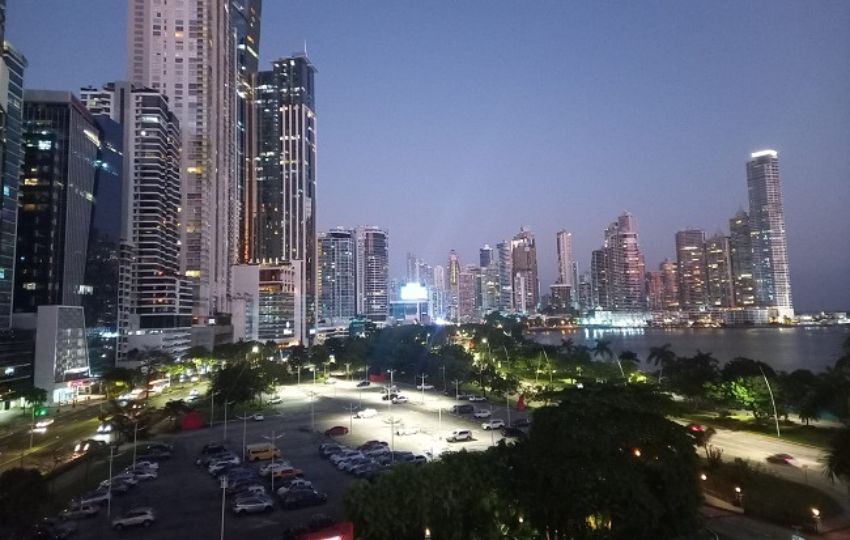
[62,379,529,539]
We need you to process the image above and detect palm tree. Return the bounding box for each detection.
[592,339,613,360]
[647,343,676,383]
[127,347,175,401]
[618,350,639,365]
[821,427,850,492]
[560,337,576,356]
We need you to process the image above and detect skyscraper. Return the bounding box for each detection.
[659,259,680,311]
[128,0,238,318]
[255,55,318,335]
[606,213,646,311]
[747,150,792,315]
[645,271,665,311]
[14,91,99,311]
[705,234,734,308]
[83,82,193,362]
[232,0,262,263]
[555,230,574,287]
[479,244,493,268]
[355,226,388,321]
[446,250,461,322]
[511,228,539,314]
[729,211,756,307]
[675,229,708,311]
[496,241,513,312]
[0,36,26,327]
[458,266,477,323]
[590,249,609,309]
[318,228,356,320]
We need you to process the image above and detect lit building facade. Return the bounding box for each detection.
[129,0,239,318]
[15,91,99,311]
[496,241,513,312]
[255,55,318,334]
[606,213,646,311]
[659,259,680,311]
[729,211,756,307]
[447,250,460,321]
[705,234,734,308]
[318,228,356,320]
[675,229,707,311]
[645,271,664,311]
[511,228,539,314]
[458,267,477,323]
[355,226,388,321]
[747,150,793,316]
[231,263,301,344]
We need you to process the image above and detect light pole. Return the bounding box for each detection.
[439,365,446,392]
[451,379,460,401]
[263,430,285,494]
[812,508,821,533]
[345,363,351,381]
[758,365,781,437]
[235,412,251,461]
[418,373,428,404]
[297,365,302,386]
[29,406,35,449]
[506,392,511,427]
[344,403,357,433]
[132,419,139,468]
[219,475,228,540]
[106,444,117,519]
[210,390,215,427]
[307,391,317,432]
[222,400,232,442]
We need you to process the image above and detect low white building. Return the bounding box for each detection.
[231,263,303,345]
[30,306,91,404]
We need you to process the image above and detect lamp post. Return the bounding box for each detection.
[263,430,285,493]
[758,365,781,438]
[812,508,821,533]
[439,365,446,392]
[345,362,351,381]
[106,444,118,519]
[296,365,302,386]
[29,406,35,449]
[219,475,228,540]
[505,392,511,427]
[451,379,460,401]
[344,403,357,433]
[132,419,139,468]
[307,391,317,432]
[733,486,743,507]
[418,373,428,404]
[222,400,232,442]
[235,412,251,461]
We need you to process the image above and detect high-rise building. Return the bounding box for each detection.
[83,82,193,363]
[577,272,592,311]
[645,271,665,311]
[318,228,356,320]
[432,264,446,320]
[606,214,646,311]
[446,250,461,322]
[405,253,420,284]
[675,229,708,311]
[355,226,388,321]
[479,244,493,268]
[458,266,477,323]
[0,37,26,328]
[555,230,574,287]
[747,150,792,315]
[255,55,318,336]
[590,249,609,309]
[496,241,513,312]
[549,283,572,312]
[129,0,238,318]
[14,91,99,312]
[659,259,680,311]
[232,0,262,263]
[231,263,300,345]
[729,211,756,307]
[511,228,539,314]
[705,234,734,308]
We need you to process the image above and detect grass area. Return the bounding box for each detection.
[686,411,837,449]
[702,460,842,527]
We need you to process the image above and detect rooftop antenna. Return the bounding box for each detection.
[303,40,308,57]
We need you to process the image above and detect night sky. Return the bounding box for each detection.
[8,1,850,311]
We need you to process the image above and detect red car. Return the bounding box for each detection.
[686,423,706,433]
[325,426,349,437]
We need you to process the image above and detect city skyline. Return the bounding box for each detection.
[7,1,850,311]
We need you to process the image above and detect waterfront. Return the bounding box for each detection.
[533,326,849,373]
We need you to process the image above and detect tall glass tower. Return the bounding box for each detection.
[746,150,792,315]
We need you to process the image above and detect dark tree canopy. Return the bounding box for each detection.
[0,467,51,533]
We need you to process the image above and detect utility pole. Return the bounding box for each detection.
[759,365,781,437]
[29,406,35,449]
[343,403,357,433]
[451,379,460,401]
[132,419,139,468]
[235,413,251,461]
[223,400,231,441]
[263,430,285,493]
[418,373,428,404]
[106,445,116,519]
[219,476,228,540]
[506,392,511,427]
[308,391,317,432]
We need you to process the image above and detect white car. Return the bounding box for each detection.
[111,507,155,530]
[391,395,409,404]
[481,419,506,430]
[76,489,111,507]
[447,429,473,443]
[325,377,338,385]
[267,396,283,405]
[131,460,159,471]
[252,414,265,421]
[233,485,267,498]
[232,495,273,515]
[188,388,200,397]
[259,462,293,476]
[468,395,486,402]
[276,479,313,496]
[416,383,435,391]
[473,410,492,419]
[128,468,158,481]
[101,474,138,487]
[35,418,55,428]
[355,408,378,419]
[330,450,362,466]
[395,425,420,436]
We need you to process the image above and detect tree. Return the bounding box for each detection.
[100,367,136,399]
[592,338,613,360]
[0,467,51,534]
[664,350,720,400]
[210,361,271,405]
[127,347,175,401]
[821,427,850,491]
[17,386,47,408]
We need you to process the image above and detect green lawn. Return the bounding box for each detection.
[702,460,842,527]
[686,412,837,449]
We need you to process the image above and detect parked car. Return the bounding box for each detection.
[500,426,528,440]
[271,467,304,480]
[447,429,473,442]
[356,380,370,388]
[267,396,283,405]
[395,424,420,436]
[473,409,492,419]
[30,518,77,539]
[200,442,227,455]
[468,395,486,402]
[232,495,274,515]
[399,453,428,464]
[340,456,372,473]
[126,467,158,481]
[232,485,267,499]
[137,448,171,461]
[209,460,239,477]
[99,480,132,494]
[319,443,344,458]
[511,418,532,428]
[276,478,313,496]
[358,440,388,450]
[111,507,155,530]
[75,489,111,507]
[279,489,328,510]
[59,503,99,520]
[381,393,399,401]
[355,408,378,419]
[451,404,474,414]
[391,395,410,404]
[482,419,506,430]
[259,461,293,476]
[324,377,338,385]
[330,450,362,466]
[325,426,349,437]
[145,443,174,453]
[252,414,265,421]
[416,383,435,390]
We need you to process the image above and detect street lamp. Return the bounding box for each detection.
[418,373,428,404]
[263,430,285,493]
[733,486,743,507]
[812,508,821,532]
[235,412,252,461]
[219,475,228,540]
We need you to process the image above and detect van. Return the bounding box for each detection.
[245,442,281,462]
[447,429,472,443]
[451,404,474,414]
